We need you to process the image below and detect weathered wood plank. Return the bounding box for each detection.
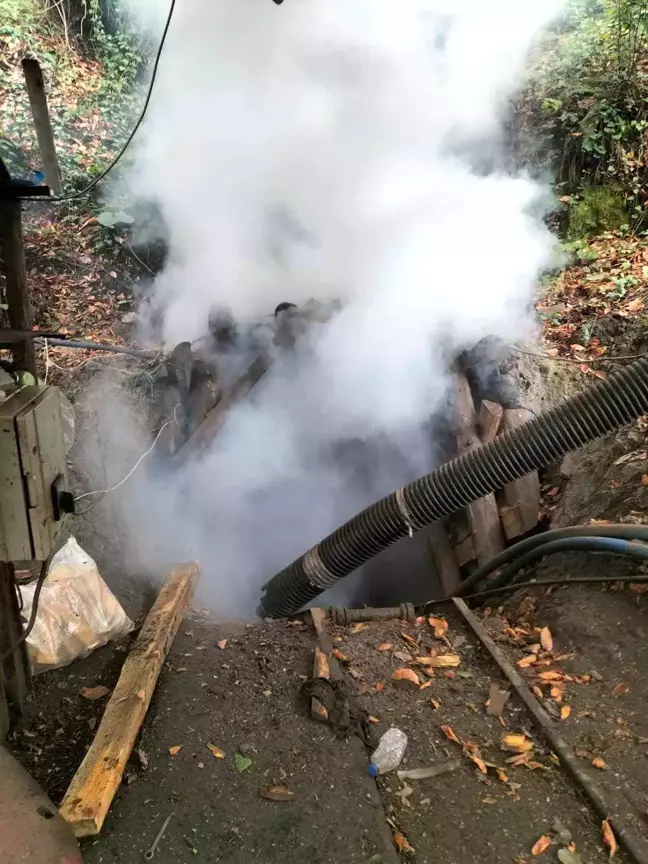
[59,562,200,837]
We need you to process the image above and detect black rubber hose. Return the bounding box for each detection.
[456,524,648,596]
[491,536,648,589]
[258,356,648,618]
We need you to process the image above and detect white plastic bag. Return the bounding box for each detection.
[21,537,133,674]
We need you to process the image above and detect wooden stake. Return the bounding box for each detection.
[453,374,505,565]
[0,160,36,377]
[59,562,200,837]
[498,408,540,539]
[21,59,62,195]
[311,646,330,720]
[479,399,503,443]
[428,523,461,596]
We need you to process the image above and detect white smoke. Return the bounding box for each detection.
[111,0,562,616]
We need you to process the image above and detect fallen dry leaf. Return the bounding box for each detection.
[506,752,532,767]
[332,649,349,663]
[376,681,385,692]
[602,820,617,857]
[394,831,414,853]
[464,745,487,775]
[216,639,228,650]
[531,835,552,856]
[612,683,630,697]
[430,698,441,710]
[420,680,433,690]
[263,786,294,801]
[401,633,419,647]
[368,715,379,724]
[207,744,225,759]
[560,705,571,721]
[517,654,538,668]
[168,745,182,758]
[441,724,461,745]
[592,757,607,770]
[550,685,565,703]
[80,685,111,701]
[416,654,460,668]
[538,671,564,681]
[540,627,553,652]
[496,766,509,783]
[428,616,449,639]
[532,685,544,699]
[392,668,420,689]
[349,622,369,634]
[642,475,648,487]
[378,642,393,652]
[501,732,534,753]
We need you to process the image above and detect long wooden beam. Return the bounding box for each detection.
[59,562,200,837]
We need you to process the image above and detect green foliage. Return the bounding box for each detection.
[521,0,648,230]
[566,186,628,238]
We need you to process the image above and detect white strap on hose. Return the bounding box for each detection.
[395,487,418,538]
[303,546,336,588]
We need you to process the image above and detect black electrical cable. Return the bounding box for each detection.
[455,524,648,597]
[421,573,648,609]
[22,0,176,202]
[0,556,52,666]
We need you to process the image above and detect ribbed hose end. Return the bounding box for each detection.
[258,356,648,618]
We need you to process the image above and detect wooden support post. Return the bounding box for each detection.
[453,374,505,565]
[0,563,32,729]
[498,408,541,540]
[21,58,62,195]
[479,399,503,443]
[428,523,461,596]
[59,562,200,837]
[0,160,37,377]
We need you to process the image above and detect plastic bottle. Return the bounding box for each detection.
[368,727,408,777]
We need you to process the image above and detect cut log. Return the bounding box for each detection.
[452,375,505,565]
[58,562,200,837]
[498,408,540,539]
[479,400,503,443]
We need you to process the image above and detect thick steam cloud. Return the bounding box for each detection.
[111,0,563,615]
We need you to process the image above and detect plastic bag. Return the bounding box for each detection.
[21,537,133,674]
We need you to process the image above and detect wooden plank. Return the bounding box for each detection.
[428,523,461,596]
[0,160,36,377]
[59,562,201,837]
[453,374,505,565]
[479,399,503,443]
[21,58,62,195]
[498,408,540,539]
[173,356,267,466]
[0,562,32,718]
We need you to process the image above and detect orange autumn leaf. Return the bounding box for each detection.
[430,698,441,710]
[168,745,182,758]
[420,680,433,690]
[377,642,393,652]
[391,668,420,689]
[394,831,414,853]
[441,724,461,745]
[612,683,630,697]
[540,627,553,653]
[417,654,460,668]
[537,671,563,681]
[560,705,571,720]
[501,732,533,753]
[602,820,617,857]
[531,835,551,856]
[207,744,225,759]
[592,757,607,770]
[401,633,418,647]
[216,639,228,650]
[332,649,348,663]
[550,685,565,703]
[642,475,648,487]
[517,654,537,668]
[428,616,449,639]
[532,685,544,699]
[496,766,508,783]
[376,681,385,692]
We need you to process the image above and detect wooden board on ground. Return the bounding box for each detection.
[498,408,541,539]
[58,562,201,837]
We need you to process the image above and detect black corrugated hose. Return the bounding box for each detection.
[258,356,648,618]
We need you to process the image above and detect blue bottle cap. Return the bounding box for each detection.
[368,762,379,778]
